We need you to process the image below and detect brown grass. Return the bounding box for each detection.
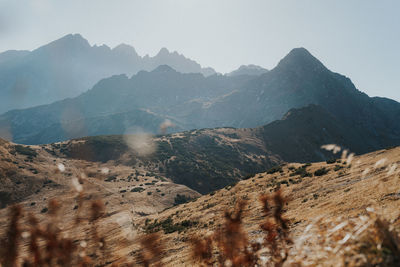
[137,233,164,267]
[191,191,292,267]
[1,205,22,267]
[1,146,400,266]
[0,193,165,267]
[1,189,400,266]
[0,197,107,266]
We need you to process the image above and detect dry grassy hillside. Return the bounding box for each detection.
[54,129,281,194]
[0,138,199,207]
[1,142,400,266]
[0,138,200,265]
[131,146,400,266]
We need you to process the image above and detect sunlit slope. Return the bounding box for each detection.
[0,137,199,209]
[2,95,399,264]
[1,136,399,265]
[131,146,400,266]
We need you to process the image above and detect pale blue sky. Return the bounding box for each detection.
[0,0,399,101]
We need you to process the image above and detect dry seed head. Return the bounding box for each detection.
[71,177,83,192]
[374,158,387,168]
[48,199,61,216]
[387,163,398,176]
[321,144,341,154]
[57,163,65,172]
[90,200,105,222]
[341,149,349,160]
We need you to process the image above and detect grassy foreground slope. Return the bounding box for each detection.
[1,144,399,266]
[132,146,400,266]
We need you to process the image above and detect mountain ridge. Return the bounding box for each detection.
[1,47,399,161]
[28,103,391,194]
[0,34,216,113]
[0,103,370,195]
[227,64,268,76]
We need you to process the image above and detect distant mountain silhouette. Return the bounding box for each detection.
[227,64,268,76]
[0,50,30,64]
[196,48,400,151]
[1,47,399,155]
[0,34,216,113]
[0,67,252,144]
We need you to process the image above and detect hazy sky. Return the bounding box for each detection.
[0,0,399,101]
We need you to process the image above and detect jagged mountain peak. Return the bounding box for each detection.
[112,43,139,57]
[0,33,220,113]
[276,47,326,73]
[60,33,86,41]
[151,47,216,76]
[156,47,171,57]
[44,33,91,49]
[155,47,190,59]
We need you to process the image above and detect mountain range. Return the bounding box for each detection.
[0,102,392,197]
[0,34,216,113]
[1,46,399,159]
[1,33,400,266]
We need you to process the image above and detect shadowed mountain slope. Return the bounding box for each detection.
[41,104,382,194]
[0,68,251,144]
[194,48,400,149]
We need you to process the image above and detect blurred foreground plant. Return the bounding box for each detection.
[191,191,292,267]
[1,189,399,266]
[0,197,105,267]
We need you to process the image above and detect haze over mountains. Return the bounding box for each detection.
[1,104,381,196]
[45,104,375,194]
[1,33,400,266]
[0,34,216,113]
[1,43,399,161]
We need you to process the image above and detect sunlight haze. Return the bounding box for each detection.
[0,0,399,101]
